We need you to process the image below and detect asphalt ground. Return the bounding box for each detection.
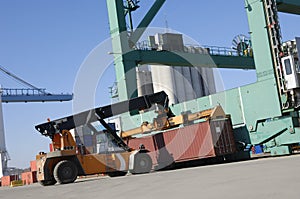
[1,154,300,199]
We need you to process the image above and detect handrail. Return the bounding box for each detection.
[135,41,252,57]
[0,88,71,96]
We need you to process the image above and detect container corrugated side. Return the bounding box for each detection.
[158,121,216,163]
[210,118,237,156]
[127,118,236,169]
[127,121,217,168]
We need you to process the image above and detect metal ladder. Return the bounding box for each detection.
[263,0,286,94]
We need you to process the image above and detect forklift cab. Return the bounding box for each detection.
[74,121,125,154]
[282,55,300,90]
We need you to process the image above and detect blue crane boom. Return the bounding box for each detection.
[1,88,73,103]
[0,65,73,103]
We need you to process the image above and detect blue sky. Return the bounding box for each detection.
[0,0,299,169]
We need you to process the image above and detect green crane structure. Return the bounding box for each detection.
[107,0,300,156]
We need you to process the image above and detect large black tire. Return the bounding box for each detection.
[131,153,152,174]
[54,160,78,184]
[39,179,56,186]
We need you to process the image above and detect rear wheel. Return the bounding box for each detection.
[131,153,152,174]
[54,160,78,184]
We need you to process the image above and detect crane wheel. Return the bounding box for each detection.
[131,153,152,174]
[54,160,78,184]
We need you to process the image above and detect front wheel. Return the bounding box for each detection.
[131,153,152,174]
[39,179,56,186]
[54,160,78,184]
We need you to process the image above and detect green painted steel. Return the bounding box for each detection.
[277,0,300,15]
[251,116,297,144]
[107,0,138,100]
[270,146,292,155]
[246,0,277,82]
[129,0,166,46]
[131,50,255,69]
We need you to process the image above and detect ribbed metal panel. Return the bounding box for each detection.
[210,119,236,155]
[160,121,215,162]
[127,119,236,169]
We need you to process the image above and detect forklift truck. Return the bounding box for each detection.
[35,91,170,185]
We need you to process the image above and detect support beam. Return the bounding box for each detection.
[107,0,138,100]
[1,94,73,103]
[130,50,255,69]
[129,0,166,46]
[0,96,6,178]
[246,0,276,81]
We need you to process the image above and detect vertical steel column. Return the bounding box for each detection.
[245,0,277,81]
[107,0,138,101]
[0,92,8,178]
[245,0,282,107]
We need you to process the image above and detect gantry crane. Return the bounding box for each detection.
[0,65,72,178]
[106,0,300,157]
[30,1,300,184]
